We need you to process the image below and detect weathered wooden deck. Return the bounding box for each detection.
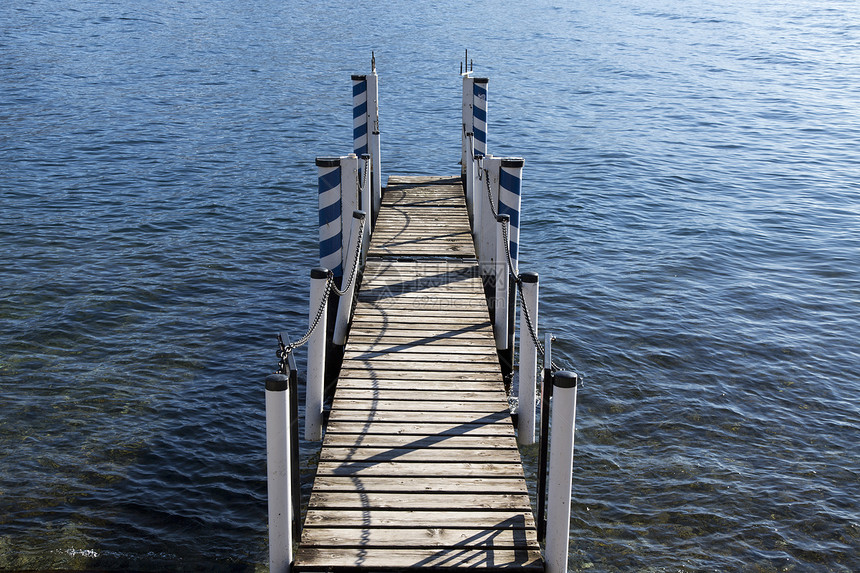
[293,176,543,572]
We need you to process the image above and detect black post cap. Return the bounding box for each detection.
[351,74,367,81]
[311,267,329,280]
[520,271,539,284]
[473,77,489,84]
[553,371,579,389]
[315,157,340,168]
[352,210,367,219]
[265,373,289,392]
[497,214,510,223]
[501,158,525,168]
[360,153,371,160]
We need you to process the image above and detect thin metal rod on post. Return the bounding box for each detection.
[266,370,293,573]
[545,370,579,573]
[305,267,329,442]
[367,67,381,222]
[517,272,539,445]
[494,214,510,350]
[537,332,553,542]
[283,336,301,543]
[333,210,366,345]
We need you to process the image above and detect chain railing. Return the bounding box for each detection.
[482,166,498,219]
[276,212,367,374]
[330,214,366,297]
[498,208,571,376]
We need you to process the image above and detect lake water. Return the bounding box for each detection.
[1,0,858,570]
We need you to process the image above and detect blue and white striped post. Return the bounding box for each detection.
[498,158,524,274]
[352,75,368,158]
[316,158,343,278]
[367,64,382,221]
[461,72,474,175]
[472,77,488,158]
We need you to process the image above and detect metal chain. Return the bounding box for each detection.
[483,167,498,219]
[277,175,369,368]
[501,215,568,375]
[331,214,366,297]
[277,271,335,371]
[500,216,518,283]
[356,156,370,197]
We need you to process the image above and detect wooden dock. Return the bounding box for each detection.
[293,176,544,571]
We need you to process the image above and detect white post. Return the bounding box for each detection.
[367,65,382,220]
[359,153,371,264]
[480,156,501,279]
[473,152,484,263]
[333,210,366,345]
[340,154,359,238]
[265,373,292,573]
[545,370,579,573]
[305,267,328,441]
[517,272,539,445]
[465,132,475,224]
[461,72,474,174]
[495,214,510,350]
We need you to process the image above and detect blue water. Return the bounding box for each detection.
[2,0,859,570]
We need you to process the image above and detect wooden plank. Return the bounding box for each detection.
[311,476,528,493]
[332,389,508,402]
[320,448,521,464]
[346,328,494,339]
[343,348,497,359]
[320,435,520,450]
[327,411,510,425]
[313,461,525,478]
[303,509,537,530]
[333,378,504,390]
[342,352,499,364]
[331,399,509,413]
[343,345,495,357]
[293,547,543,571]
[338,362,501,374]
[324,421,514,436]
[300,527,538,549]
[336,369,503,382]
[307,492,532,511]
